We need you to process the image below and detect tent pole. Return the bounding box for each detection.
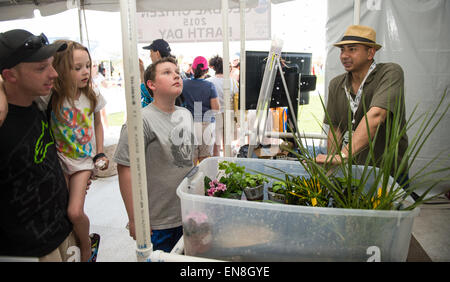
[239,0,246,149]
[354,0,361,25]
[77,5,84,44]
[222,0,232,157]
[119,0,152,262]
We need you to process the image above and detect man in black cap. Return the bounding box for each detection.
[143,38,172,63]
[0,29,79,261]
[139,39,172,107]
[139,38,186,107]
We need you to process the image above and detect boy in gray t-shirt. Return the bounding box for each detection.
[113,57,195,252]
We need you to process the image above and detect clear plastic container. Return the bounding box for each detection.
[177,157,419,262]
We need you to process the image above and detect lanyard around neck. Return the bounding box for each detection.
[344,61,376,125]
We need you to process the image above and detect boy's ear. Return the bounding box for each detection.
[146,80,156,92]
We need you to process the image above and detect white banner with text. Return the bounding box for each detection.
[136,4,271,43]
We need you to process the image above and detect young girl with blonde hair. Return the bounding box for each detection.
[42,40,108,262]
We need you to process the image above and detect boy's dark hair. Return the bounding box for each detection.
[209,55,223,74]
[143,56,178,96]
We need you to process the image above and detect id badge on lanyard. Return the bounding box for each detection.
[342,61,376,148]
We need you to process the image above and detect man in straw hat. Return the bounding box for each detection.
[315,25,410,190]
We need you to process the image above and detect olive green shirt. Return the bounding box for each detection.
[324,63,408,173]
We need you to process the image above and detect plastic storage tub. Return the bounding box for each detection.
[176,157,419,262]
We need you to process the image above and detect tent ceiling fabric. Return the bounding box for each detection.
[0,0,290,21]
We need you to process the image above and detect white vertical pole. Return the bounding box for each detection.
[77,5,83,44]
[354,0,361,25]
[119,0,152,262]
[222,0,232,157]
[239,0,246,149]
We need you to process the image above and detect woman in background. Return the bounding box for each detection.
[181,56,219,164]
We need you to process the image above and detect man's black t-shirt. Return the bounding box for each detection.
[0,102,72,258]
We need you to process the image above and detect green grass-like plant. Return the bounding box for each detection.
[260,89,449,211]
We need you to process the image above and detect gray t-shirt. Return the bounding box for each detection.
[113,103,195,230]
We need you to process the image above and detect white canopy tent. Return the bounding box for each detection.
[0,0,292,262]
[0,0,288,19]
[3,0,447,262]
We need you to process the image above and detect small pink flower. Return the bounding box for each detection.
[218,183,227,191]
[207,179,227,196]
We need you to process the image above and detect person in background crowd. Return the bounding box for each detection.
[139,39,186,107]
[91,61,109,129]
[181,56,220,164]
[230,52,240,85]
[207,55,239,156]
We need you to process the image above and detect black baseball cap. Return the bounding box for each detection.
[0,29,67,73]
[142,39,171,57]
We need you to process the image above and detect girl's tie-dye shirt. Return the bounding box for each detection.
[38,89,106,159]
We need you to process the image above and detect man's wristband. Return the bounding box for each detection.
[93,153,106,163]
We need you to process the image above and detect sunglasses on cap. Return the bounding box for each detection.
[0,32,53,72]
[0,32,49,51]
[18,33,49,51]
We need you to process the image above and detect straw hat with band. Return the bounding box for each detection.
[334,25,382,50]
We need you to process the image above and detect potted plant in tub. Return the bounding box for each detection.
[204,161,268,200]
[267,181,287,203]
[242,173,268,201]
[204,161,247,199]
[261,91,450,211]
